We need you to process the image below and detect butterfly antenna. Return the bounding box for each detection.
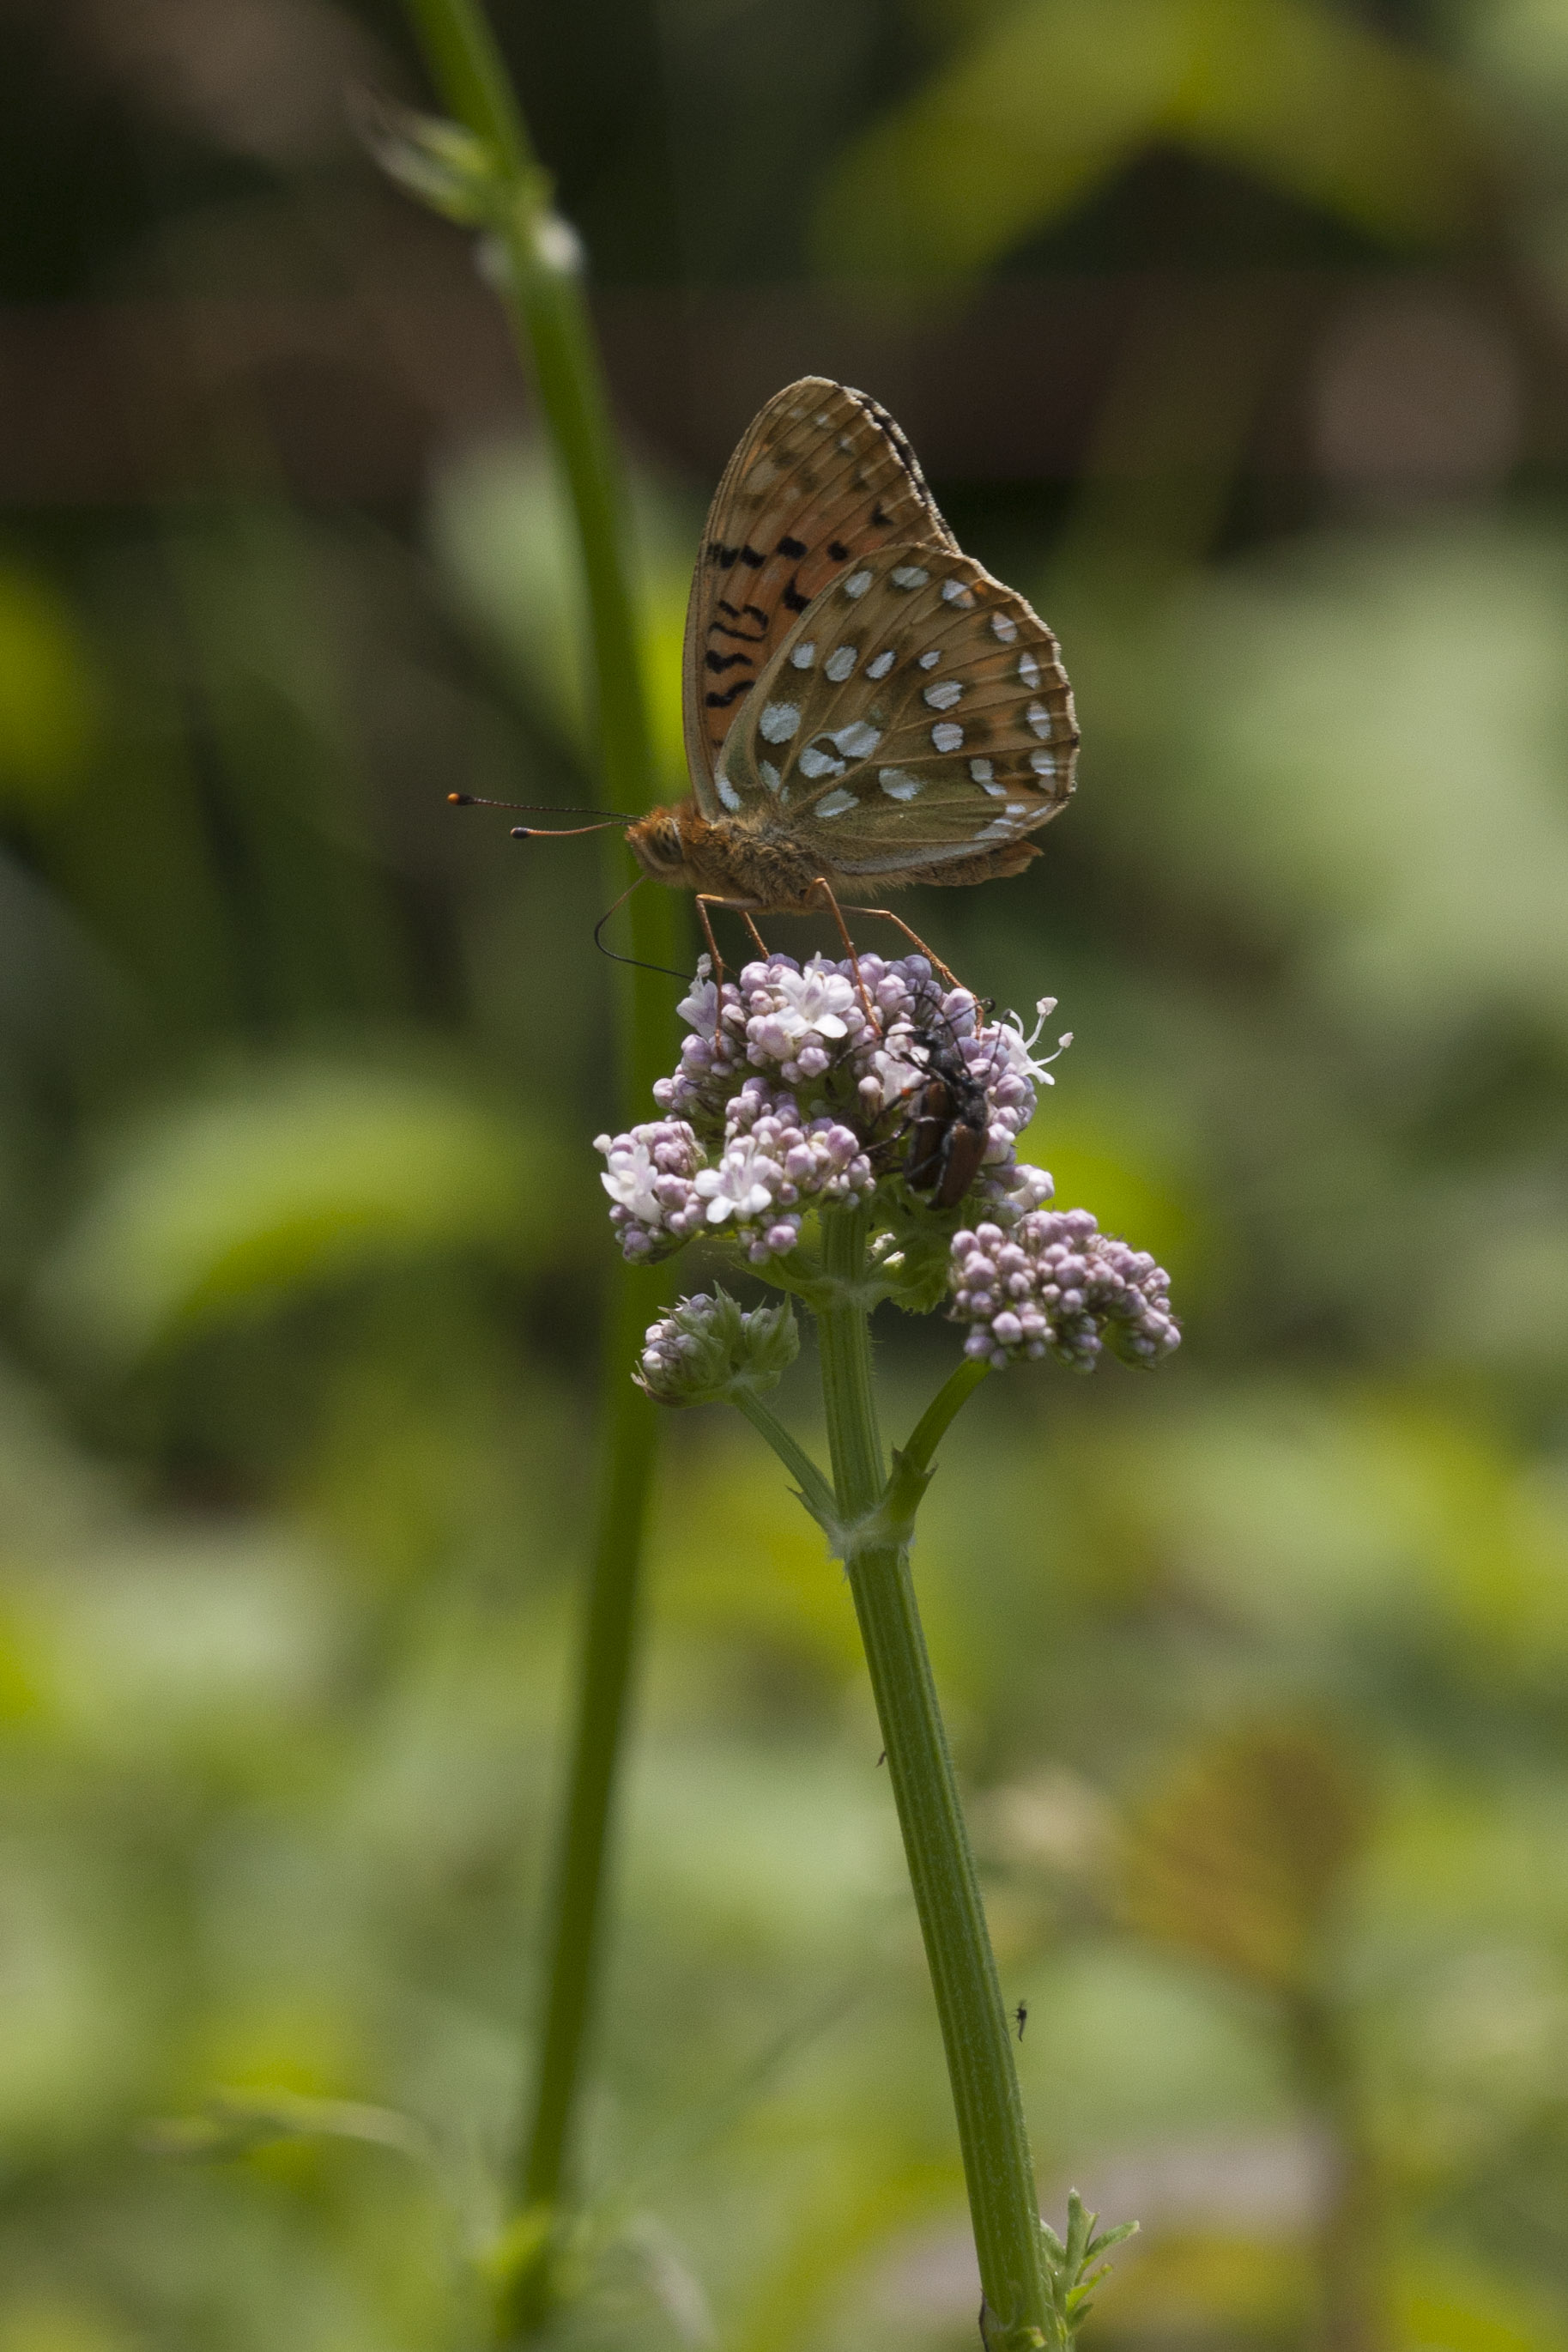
[593,876,693,985]
[448,793,639,830]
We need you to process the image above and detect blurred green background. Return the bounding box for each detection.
[3,1,1568,2345]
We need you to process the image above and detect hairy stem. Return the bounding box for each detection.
[402,3,678,2333]
[814,1207,1050,2344]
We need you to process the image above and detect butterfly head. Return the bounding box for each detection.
[626,803,698,886]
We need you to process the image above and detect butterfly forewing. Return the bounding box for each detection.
[683,379,956,811]
[717,546,1077,878]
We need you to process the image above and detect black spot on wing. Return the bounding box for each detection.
[705,652,753,673]
[782,576,809,613]
[739,544,766,568]
[705,681,752,708]
[776,535,806,559]
[713,600,767,640]
[826,538,851,561]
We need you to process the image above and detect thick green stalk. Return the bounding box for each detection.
[402,1,678,2328]
[814,1208,1050,2344]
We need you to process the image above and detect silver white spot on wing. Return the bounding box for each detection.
[760,760,781,792]
[844,569,874,599]
[879,768,922,800]
[890,565,929,590]
[1018,651,1041,688]
[931,721,965,754]
[790,640,817,670]
[825,645,858,682]
[866,650,895,680]
[1026,701,1052,739]
[991,612,1018,643]
[941,580,975,607]
[917,649,941,670]
[715,770,742,811]
[798,744,846,781]
[816,787,858,819]
[968,757,994,784]
[923,680,962,711]
[760,701,801,743]
[831,720,881,760]
[1029,749,1058,777]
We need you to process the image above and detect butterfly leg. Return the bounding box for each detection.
[806,878,879,1027]
[841,905,962,992]
[693,894,731,989]
[694,898,771,984]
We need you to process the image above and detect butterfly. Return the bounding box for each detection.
[624,378,1078,967]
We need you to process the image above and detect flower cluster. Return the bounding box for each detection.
[599,951,1068,1268]
[948,1211,1181,1371]
[606,949,1182,1381]
[597,1076,873,1264]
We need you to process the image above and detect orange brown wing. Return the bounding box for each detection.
[683,379,957,815]
[717,544,1077,877]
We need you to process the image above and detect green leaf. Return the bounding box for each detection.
[142,2085,434,2166]
[352,92,521,227]
[1038,2191,1139,2345]
[34,1057,569,1367]
[814,0,1481,281]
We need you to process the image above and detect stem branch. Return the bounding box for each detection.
[730,1387,838,1529]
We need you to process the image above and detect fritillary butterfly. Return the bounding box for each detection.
[625,377,1079,961]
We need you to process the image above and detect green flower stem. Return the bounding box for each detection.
[814,1208,1050,2344]
[402,0,678,2330]
[729,1387,838,1530]
[899,1354,992,1484]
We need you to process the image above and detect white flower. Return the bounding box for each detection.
[866,1026,929,1111]
[676,964,721,1040]
[599,1136,669,1221]
[694,1134,784,1225]
[993,997,1073,1087]
[760,959,858,1045]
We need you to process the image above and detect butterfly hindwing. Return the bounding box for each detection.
[717,545,1077,878]
[683,380,956,814]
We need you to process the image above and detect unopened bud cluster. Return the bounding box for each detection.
[636,1288,798,1406]
[949,1211,1180,1371]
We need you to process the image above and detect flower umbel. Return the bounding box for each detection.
[601,952,1074,1293]
[949,1211,1180,1372]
